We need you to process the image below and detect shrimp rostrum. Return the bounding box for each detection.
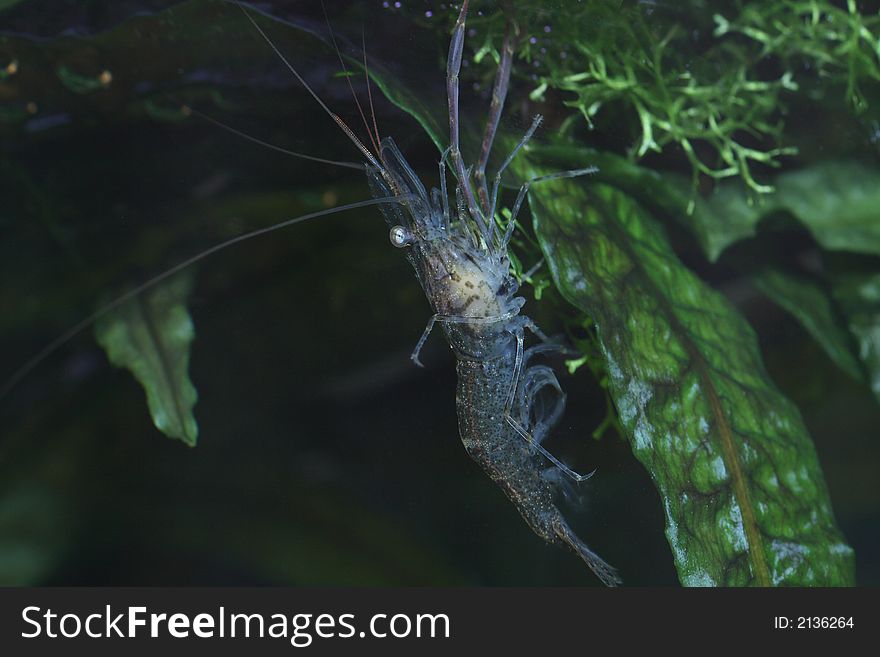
[366,2,620,586]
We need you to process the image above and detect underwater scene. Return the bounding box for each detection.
[1,0,878,586]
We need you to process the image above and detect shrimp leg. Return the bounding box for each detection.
[474,21,516,215]
[505,329,597,482]
[500,166,600,248]
[447,0,484,231]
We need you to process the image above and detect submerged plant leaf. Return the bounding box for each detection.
[832,271,880,403]
[524,176,854,586]
[680,162,880,262]
[752,268,863,382]
[94,272,199,446]
[56,65,111,94]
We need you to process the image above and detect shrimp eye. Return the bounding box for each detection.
[389,225,413,248]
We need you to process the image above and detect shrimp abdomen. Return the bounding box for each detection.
[455,351,621,586]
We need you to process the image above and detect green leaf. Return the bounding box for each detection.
[524,177,854,586]
[56,65,111,94]
[752,268,864,382]
[681,162,880,262]
[93,272,199,446]
[832,271,880,402]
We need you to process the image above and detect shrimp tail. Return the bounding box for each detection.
[554,517,622,587]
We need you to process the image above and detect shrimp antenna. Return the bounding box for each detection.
[0,195,409,401]
[183,104,366,171]
[319,0,381,157]
[233,1,381,169]
[361,27,382,151]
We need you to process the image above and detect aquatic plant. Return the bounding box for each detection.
[514,0,880,195]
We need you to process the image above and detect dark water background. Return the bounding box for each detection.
[0,0,877,585]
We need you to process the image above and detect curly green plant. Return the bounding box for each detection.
[482,0,880,196]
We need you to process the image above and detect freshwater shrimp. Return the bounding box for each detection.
[362,1,620,586]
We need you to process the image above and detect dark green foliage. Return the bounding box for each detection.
[832,271,880,402]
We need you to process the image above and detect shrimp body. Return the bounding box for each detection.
[367,131,620,586]
[357,0,620,586]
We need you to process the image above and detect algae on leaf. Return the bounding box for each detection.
[94,272,199,446]
[525,176,854,586]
